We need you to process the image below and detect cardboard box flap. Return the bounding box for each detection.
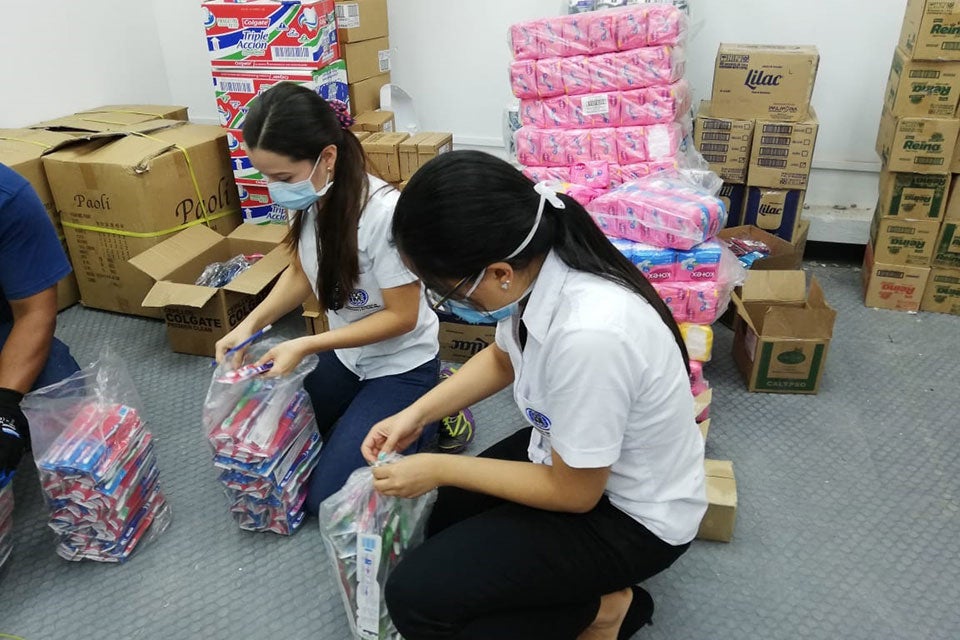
[227,223,289,244]
[141,280,220,310]
[740,270,808,304]
[704,459,734,480]
[129,225,226,281]
[29,112,180,134]
[78,105,188,120]
[0,129,86,159]
[760,304,837,340]
[223,248,289,296]
[78,121,206,169]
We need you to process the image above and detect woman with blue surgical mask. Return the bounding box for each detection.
[215,83,468,514]
[361,151,707,640]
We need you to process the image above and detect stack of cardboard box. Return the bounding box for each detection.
[867,0,960,315]
[203,0,348,224]
[335,0,391,116]
[695,44,820,245]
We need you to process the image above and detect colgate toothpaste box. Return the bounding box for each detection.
[203,0,339,69]
[237,185,288,224]
[212,60,348,129]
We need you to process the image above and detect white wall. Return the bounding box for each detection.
[0,0,172,127]
[2,0,908,217]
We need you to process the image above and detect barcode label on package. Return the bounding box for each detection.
[378,49,392,73]
[336,3,361,28]
[581,94,610,116]
[271,46,312,61]
[217,79,255,94]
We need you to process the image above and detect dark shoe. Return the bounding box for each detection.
[618,586,654,639]
[437,408,476,454]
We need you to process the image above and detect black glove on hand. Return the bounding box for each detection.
[0,388,28,481]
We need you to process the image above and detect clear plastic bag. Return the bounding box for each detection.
[194,253,263,288]
[204,339,321,535]
[0,481,13,569]
[20,350,171,563]
[319,455,437,640]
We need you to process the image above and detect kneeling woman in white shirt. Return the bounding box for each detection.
[362,151,707,639]
[216,82,440,513]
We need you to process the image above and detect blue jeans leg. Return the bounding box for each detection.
[304,356,440,515]
[0,322,81,391]
[301,350,363,441]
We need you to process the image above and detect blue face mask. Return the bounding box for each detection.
[267,156,333,210]
[445,298,522,325]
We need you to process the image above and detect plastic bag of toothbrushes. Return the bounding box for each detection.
[319,455,437,640]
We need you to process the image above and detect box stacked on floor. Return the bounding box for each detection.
[867,0,960,314]
[203,0,347,224]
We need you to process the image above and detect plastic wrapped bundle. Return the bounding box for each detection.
[204,341,321,535]
[195,254,263,288]
[0,482,12,569]
[319,455,437,640]
[21,351,171,563]
[518,83,690,129]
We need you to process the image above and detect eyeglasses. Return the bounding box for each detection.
[426,272,484,311]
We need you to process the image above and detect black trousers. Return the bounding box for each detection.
[385,428,690,640]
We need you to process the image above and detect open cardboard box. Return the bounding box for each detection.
[731,270,836,394]
[129,224,289,357]
[697,459,737,543]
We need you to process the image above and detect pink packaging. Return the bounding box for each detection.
[542,96,571,128]
[675,240,723,283]
[557,182,603,207]
[561,15,592,56]
[536,58,565,98]
[685,282,721,324]
[646,4,685,46]
[539,18,567,58]
[653,283,688,322]
[510,60,539,99]
[520,99,545,128]
[589,54,620,93]
[560,56,592,95]
[565,129,593,164]
[590,127,618,163]
[615,7,648,52]
[620,84,686,127]
[540,130,571,166]
[510,21,542,60]
[617,46,684,90]
[616,127,648,165]
[645,122,684,159]
[587,13,618,55]
[515,128,542,166]
[614,160,677,185]
[522,166,571,183]
[570,161,611,189]
[571,93,621,128]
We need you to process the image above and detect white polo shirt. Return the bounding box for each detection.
[495,250,707,545]
[298,175,439,380]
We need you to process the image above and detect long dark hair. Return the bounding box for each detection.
[393,150,690,371]
[243,82,367,310]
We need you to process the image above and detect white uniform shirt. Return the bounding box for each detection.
[495,250,707,545]
[298,175,439,380]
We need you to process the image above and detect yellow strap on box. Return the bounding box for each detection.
[129,131,213,228]
[60,208,239,239]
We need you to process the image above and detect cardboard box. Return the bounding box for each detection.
[362,132,409,182]
[884,47,960,118]
[343,36,391,84]
[303,291,323,314]
[869,211,939,266]
[921,267,960,314]
[697,418,711,441]
[348,72,390,115]
[718,223,809,271]
[877,171,951,220]
[862,242,931,311]
[945,177,960,219]
[710,44,820,121]
[76,105,189,121]
[29,113,172,134]
[351,110,395,133]
[747,110,819,189]
[0,128,81,235]
[732,270,836,394]
[719,183,748,227]
[130,224,289,356]
[43,122,242,317]
[56,236,81,311]
[742,187,806,242]
[353,131,372,143]
[437,313,497,363]
[693,101,754,184]
[876,110,960,174]
[335,0,388,43]
[213,61,349,130]
[933,220,960,267]
[237,184,288,224]
[417,132,453,168]
[899,0,960,61]
[952,128,960,171]
[202,0,339,69]
[398,133,432,181]
[697,460,737,543]
[303,310,331,335]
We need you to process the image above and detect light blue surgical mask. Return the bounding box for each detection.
[445,287,531,324]
[267,156,333,210]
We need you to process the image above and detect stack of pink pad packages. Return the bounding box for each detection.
[509,5,691,202]
[21,353,171,563]
[203,344,322,536]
